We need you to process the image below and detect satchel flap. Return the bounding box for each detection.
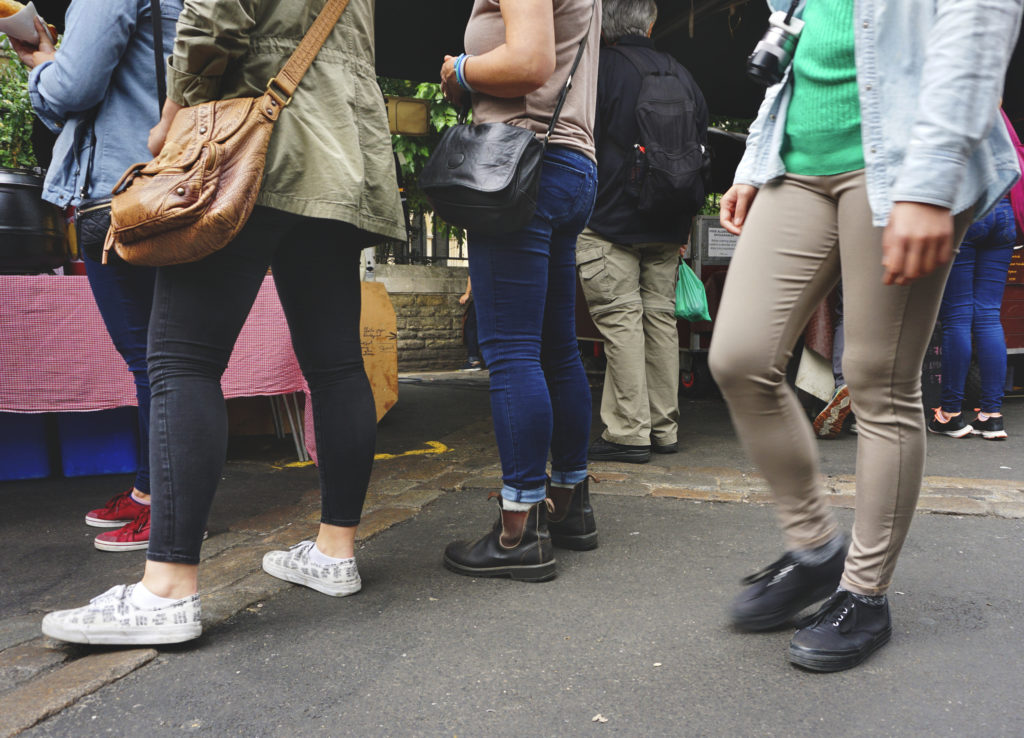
[421,123,542,194]
[141,98,258,175]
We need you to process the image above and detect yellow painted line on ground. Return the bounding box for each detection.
[279,441,451,468]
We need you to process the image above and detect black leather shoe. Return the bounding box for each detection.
[730,538,847,631]
[547,476,597,550]
[652,441,678,454]
[443,496,556,582]
[788,590,892,672]
[587,437,651,463]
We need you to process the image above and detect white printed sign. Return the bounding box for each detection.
[707,227,739,259]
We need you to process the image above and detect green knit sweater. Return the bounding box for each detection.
[781,0,865,176]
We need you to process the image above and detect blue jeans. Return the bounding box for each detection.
[939,198,1017,414]
[82,253,156,493]
[468,146,598,504]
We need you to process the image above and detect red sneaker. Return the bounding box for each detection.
[85,489,148,528]
[94,507,150,552]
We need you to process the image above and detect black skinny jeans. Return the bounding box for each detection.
[146,207,376,564]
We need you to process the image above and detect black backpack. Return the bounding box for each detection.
[613,46,708,216]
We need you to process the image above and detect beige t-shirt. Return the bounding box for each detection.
[464,0,600,162]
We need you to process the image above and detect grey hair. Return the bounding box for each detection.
[601,0,658,41]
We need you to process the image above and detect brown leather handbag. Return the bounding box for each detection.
[102,0,351,266]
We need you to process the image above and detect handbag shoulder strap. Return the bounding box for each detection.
[150,0,166,117]
[265,0,352,106]
[544,0,597,144]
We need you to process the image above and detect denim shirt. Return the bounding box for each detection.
[28,0,183,207]
[735,0,1023,226]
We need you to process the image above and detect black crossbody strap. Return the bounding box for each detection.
[543,0,597,144]
[150,0,165,117]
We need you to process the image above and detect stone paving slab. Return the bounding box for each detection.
[0,649,156,738]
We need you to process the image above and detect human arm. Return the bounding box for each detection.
[165,0,258,108]
[881,0,1021,284]
[9,17,55,68]
[459,276,472,306]
[719,184,758,235]
[889,0,1022,212]
[149,0,256,155]
[15,0,140,133]
[880,202,954,286]
[440,0,556,105]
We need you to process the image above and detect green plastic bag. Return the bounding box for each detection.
[674,260,711,322]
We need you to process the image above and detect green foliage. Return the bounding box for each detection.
[378,76,466,244]
[0,38,37,170]
[709,116,753,134]
[699,192,723,216]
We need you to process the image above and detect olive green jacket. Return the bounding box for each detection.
[166,0,405,242]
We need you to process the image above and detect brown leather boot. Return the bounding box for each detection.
[547,476,598,550]
[443,494,556,582]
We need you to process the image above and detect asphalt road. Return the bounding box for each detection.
[26,492,1024,737]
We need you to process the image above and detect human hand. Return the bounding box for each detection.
[719,184,758,235]
[881,201,954,286]
[440,54,464,107]
[148,99,184,157]
[459,292,470,305]
[679,244,688,258]
[9,17,56,68]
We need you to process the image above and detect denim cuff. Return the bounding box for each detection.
[501,483,547,505]
[550,469,588,487]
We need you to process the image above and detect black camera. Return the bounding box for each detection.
[747,8,804,87]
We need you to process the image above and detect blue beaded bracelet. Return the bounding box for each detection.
[454,53,476,94]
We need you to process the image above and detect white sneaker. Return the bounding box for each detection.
[262,540,362,597]
[41,584,202,645]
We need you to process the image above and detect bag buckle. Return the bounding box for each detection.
[265,77,294,108]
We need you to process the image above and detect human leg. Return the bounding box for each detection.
[638,242,682,449]
[82,255,156,497]
[577,230,650,454]
[971,201,1015,416]
[543,158,599,549]
[259,219,371,596]
[709,174,848,630]
[839,197,973,597]
[444,147,596,579]
[936,235,977,417]
[42,210,290,645]
[710,175,842,549]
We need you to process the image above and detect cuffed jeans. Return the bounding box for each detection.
[468,146,598,504]
[577,228,680,447]
[82,252,156,494]
[146,207,376,564]
[709,171,972,595]
[939,198,1016,414]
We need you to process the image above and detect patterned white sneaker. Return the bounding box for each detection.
[41,584,201,645]
[262,540,362,597]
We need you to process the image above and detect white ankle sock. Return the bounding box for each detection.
[130,582,183,609]
[130,491,151,506]
[502,499,532,511]
[308,544,352,566]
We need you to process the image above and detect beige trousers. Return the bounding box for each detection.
[577,228,680,446]
[708,171,971,595]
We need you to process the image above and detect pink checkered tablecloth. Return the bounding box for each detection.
[0,274,306,412]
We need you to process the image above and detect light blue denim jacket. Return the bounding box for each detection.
[28,0,183,207]
[735,0,1023,226]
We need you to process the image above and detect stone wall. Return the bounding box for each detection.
[375,263,469,371]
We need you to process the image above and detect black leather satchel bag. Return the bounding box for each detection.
[420,123,544,235]
[420,3,594,235]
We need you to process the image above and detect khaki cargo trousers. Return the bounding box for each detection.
[708,171,971,595]
[577,228,680,447]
